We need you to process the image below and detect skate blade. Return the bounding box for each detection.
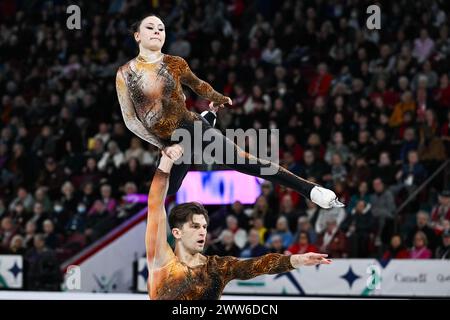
[330,199,345,208]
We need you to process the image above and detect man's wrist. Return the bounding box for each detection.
[158,155,174,173]
[290,255,302,268]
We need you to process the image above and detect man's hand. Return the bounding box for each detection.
[158,144,184,173]
[290,252,332,268]
[209,96,232,111]
[163,144,184,161]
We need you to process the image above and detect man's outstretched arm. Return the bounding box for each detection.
[222,252,332,282]
[146,146,183,269]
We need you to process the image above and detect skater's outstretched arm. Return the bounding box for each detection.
[146,145,183,269]
[116,67,164,149]
[222,252,331,282]
[177,57,232,107]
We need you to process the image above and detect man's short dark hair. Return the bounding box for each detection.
[168,202,209,230]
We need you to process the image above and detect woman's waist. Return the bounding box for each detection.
[147,110,202,142]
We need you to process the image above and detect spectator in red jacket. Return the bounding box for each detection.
[431,189,450,233]
[286,231,318,255]
[308,63,333,97]
[382,234,410,260]
[434,73,450,115]
[315,218,348,258]
[280,133,304,162]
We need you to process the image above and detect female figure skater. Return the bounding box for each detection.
[115,14,344,209]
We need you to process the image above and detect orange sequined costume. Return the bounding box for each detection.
[116,54,229,149]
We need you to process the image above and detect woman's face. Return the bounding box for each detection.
[359,182,368,194]
[414,235,425,248]
[298,233,309,245]
[135,16,166,51]
[12,237,23,249]
[391,235,401,248]
[253,218,263,229]
[256,196,267,210]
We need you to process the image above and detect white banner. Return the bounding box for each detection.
[136,258,450,297]
[0,255,23,289]
[67,221,147,293]
[137,258,148,293]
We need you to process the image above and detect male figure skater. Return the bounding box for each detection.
[146,144,332,300]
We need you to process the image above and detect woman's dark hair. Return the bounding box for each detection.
[169,202,209,230]
[129,13,165,35]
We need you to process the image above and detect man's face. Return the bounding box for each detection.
[408,151,418,164]
[438,195,450,206]
[404,129,414,141]
[373,179,383,193]
[379,152,390,165]
[26,222,36,234]
[271,237,283,250]
[1,218,12,231]
[304,151,314,165]
[33,203,43,215]
[34,237,45,250]
[281,195,293,211]
[249,230,260,246]
[232,201,243,213]
[176,214,208,254]
[417,214,428,228]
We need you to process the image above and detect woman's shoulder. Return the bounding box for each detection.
[116,59,136,75]
[162,54,186,64]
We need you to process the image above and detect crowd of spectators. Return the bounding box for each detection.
[1,0,450,289]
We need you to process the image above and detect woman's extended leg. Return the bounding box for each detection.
[165,116,344,208]
[199,119,344,208]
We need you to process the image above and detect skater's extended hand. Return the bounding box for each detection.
[290,252,332,268]
[209,97,232,111]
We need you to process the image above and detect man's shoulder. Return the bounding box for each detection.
[205,254,238,267]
